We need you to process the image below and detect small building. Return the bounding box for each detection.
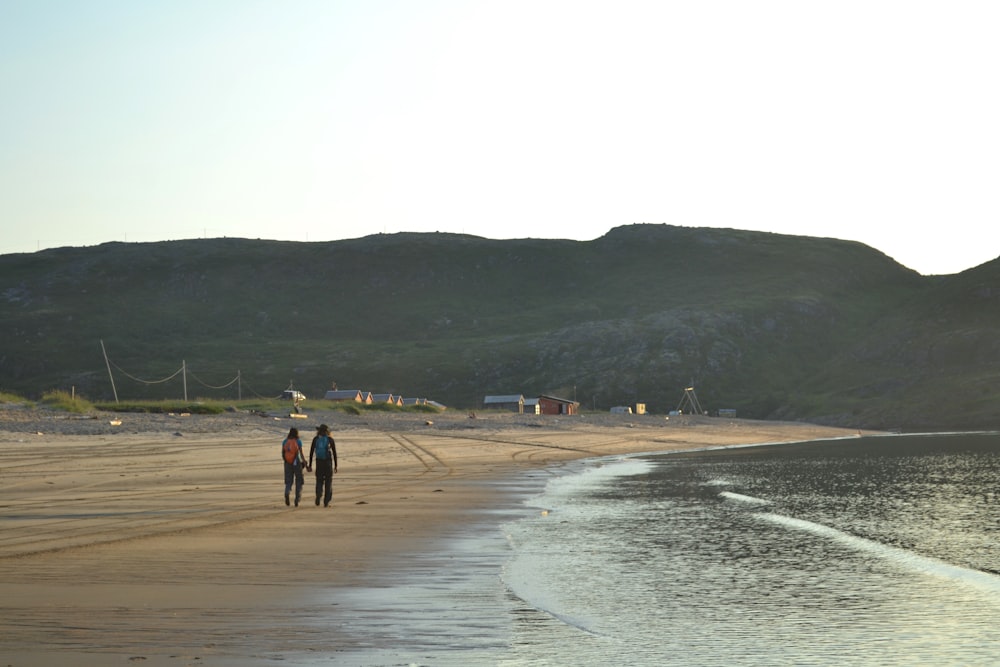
[371,393,402,406]
[324,389,363,402]
[358,391,374,404]
[523,397,540,415]
[484,394,524,413]
[634,403,646,415]
[538,394,579,416]
[610,406,632,414]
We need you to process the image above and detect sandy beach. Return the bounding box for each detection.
[0,407,865,666]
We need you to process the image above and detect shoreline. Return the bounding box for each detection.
[0,409,868,665]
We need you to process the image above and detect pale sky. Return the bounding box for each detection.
[2,1,998,275]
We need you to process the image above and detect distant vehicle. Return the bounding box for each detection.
[282,390,306,401]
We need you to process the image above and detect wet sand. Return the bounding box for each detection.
[0,409,864,665]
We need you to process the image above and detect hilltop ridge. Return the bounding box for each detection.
[2,224,998,430]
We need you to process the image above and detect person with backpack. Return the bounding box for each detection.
[309,423,339,507]
[281,427,308,507]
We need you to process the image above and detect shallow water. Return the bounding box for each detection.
[324,433,1000,666]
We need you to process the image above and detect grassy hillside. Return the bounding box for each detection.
[2,224,997,430]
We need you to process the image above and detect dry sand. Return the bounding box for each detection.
[0,408,866,665]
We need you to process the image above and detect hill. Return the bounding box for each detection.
[2,224,998,431]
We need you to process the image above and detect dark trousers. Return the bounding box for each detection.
[315,458,334,505]
[284,462,304,500]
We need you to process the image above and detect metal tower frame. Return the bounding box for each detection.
[676,386,704,415]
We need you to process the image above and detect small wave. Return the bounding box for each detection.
[500,577,608,638]
[757,512,1000,593]
[719,491,771,506]
[545,609,607,637]
[542,458,654,499]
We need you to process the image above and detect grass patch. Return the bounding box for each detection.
[0,391,29,405]
[41,390,94,413]
[89,399,442,417]
[94,400,226,415]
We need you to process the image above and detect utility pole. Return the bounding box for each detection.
[100,339,119,404]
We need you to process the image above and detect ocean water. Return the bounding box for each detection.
[325,433,1000,666]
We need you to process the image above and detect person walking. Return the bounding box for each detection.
[309,423,338,507]
[281,427,308,507]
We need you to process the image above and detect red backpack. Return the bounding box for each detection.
[282,438,301,464]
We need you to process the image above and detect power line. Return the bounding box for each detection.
[99,341,252,401]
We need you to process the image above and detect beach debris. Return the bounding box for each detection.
[289,413,308,419]
[172,431,183,437]
[356,500,368,505]
[425,420,434,425]
[109,419,122,426]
